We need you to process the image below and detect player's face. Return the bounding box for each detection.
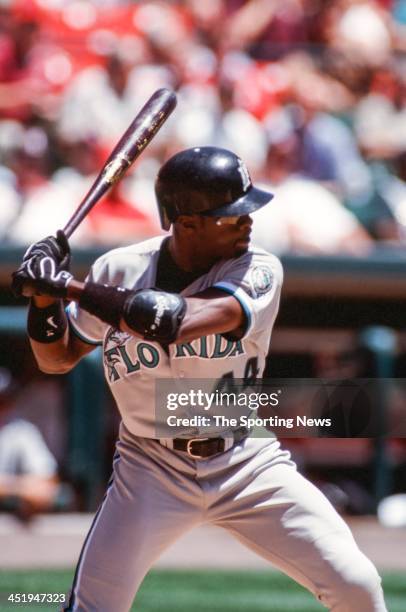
[197,214,253,259]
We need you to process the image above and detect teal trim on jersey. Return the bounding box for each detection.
[213,282,253,337]
[67,313,102,346]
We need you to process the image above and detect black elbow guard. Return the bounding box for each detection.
[123,289,186,344]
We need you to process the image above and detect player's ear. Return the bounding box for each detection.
[176,215,200,232]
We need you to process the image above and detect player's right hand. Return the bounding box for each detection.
[11,230,71,298]
[11,256,73,299]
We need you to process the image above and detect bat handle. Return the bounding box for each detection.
[63,222,74,240]
[63,182,105,238]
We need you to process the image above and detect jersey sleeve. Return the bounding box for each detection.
[66,254,111,345]
[213,249,283,339]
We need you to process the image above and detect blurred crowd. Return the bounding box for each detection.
[0,0,405,254]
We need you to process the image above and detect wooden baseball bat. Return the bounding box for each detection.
[63,87,177,238]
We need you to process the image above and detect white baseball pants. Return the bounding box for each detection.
[65,425,387,611]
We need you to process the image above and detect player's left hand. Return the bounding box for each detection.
[24,231,71,270]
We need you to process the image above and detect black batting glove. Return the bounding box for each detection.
[11,230,71,298]
[23,230,71,270]
[13,256,73,298]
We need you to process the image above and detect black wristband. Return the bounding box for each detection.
[78,282,132,328]
[27,300,67,343]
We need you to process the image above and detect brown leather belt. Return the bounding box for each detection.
[168,427,250,459]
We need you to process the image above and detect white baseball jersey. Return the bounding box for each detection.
[67,236,283,438]
[64,237,387,612]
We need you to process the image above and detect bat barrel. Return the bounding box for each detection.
[63,88,177,239]
[113,88,177,162]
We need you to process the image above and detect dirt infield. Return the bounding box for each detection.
[0,513,405,571]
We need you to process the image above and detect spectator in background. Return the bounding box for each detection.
[0,164,21,242]
[7,124,92,246]
[56,46,174,152]
[372,152,406,240]
[0,368,61,520]
[354,64,406,160]
[9,133,161,247]
[252,106,373,255]
[314,0,394,68]
[351,64,406,241]
[0,15,43,120]
[279,51,373,206]
[219,0,310,57]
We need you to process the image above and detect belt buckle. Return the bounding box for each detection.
[186,437,210,459]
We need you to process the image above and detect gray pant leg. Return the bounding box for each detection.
[66,439,202,612]
[205,440,387,612]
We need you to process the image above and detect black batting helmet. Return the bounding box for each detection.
[155,146,274,230]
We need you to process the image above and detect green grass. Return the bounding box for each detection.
[0,569,404,611]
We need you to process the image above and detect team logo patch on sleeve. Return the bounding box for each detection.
[250,265,273,297]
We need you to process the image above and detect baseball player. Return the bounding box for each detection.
[12,147,387,611]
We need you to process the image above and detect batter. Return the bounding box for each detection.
[12,147,387,611]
